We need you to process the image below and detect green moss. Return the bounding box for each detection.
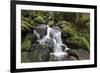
[21,34,33,51]
[62,25,77,37]
[81,37,90,52]
[21,40,32,51]
[67,36,89,52]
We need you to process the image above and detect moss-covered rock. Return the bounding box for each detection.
[66,36,89,52]
[21,44,50,63]
[62,24,77,38]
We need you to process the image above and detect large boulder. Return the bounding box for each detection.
[65,49,90,60]
[73,49,90,60]
[65,36,90,52]
[39,38,54,53]
[21,44,50,63]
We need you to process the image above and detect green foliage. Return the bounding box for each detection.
[21,17,35,31]
[61,21,77,37]
[79,15,90,24]
[47,20,54,27]
[81,37,90,51]
[34,16,45,23]
[21,33,33,51]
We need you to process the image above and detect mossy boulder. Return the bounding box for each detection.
[66,36,89,52]
[21,44,50,63]
[61,23,77,38]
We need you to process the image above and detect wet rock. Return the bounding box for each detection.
[74,49,90,60]
[61,45,66,51]
[65,49,90,60]
[60,44,68,52]
[35,24,47,37]
[65,56,78,60]
[32,33,38,43]
[62,31,71,39]
[53,26,61,31]
[49,52,78,61]
[44,38,54,52]
[50,52,68,61]
[65,50,80,60]
[39,38,54,53]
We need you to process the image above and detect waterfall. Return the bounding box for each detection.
[52,31,63,52]
[34,25,70,61]
[46,25,51,38]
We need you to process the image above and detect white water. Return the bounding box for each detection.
[34,25,70,61]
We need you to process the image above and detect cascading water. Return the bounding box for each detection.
[34,25,70,61]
